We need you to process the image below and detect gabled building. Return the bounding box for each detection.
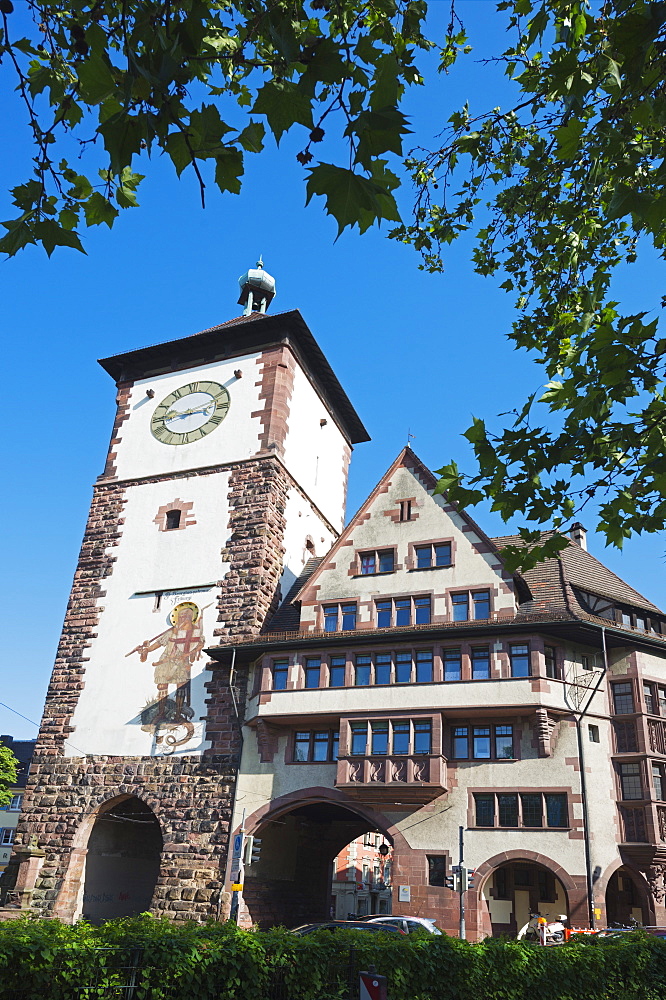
[209,447,666,937]
[0,737,36,879]
[5,275,666,937]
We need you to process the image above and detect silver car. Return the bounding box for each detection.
[363,915,442,935]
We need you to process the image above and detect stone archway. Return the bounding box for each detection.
[474,850,582,939]
[54,795,163,924]
[237,787,399,929]
[605,865,653,927]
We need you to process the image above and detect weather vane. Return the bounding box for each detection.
[406,429,415,448]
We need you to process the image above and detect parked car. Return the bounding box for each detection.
[361,915,442,935]
[291,920,407,936]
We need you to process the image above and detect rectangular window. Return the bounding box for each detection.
[473,590,491,620]
[659,687,666,715]
[613,682,635,715]
[652,764,664,801]
[341,604,357,631]
[644,683,655,715]
[588,724,600,743]
[272,659,289,690]
[498,794,519,827]
[312,730,330,761]
[395,652,412,684]
[399,500,412,522]
[376,600,392,628]
[414,597,431,625]
[544,793,568,827]
[544,645,558,679]
[453,726,469,758]
[304,657,321,689]
[473,726,491,759]
[414,721,432,754]
[620,763,643,800]
[361,553,376,575]
[435,543,452,566]
[509,643,530,678]
[332,731,340,761]
[415,542,452,569]
[538,870,555,902]
[371,722,389,756]
[378,550,395,573]
[293,730,340,763]
[355,655,372,686]
[324,605,338,632]
[392,722,410,755]
[415,650,433,683]
[521,793,542,827]
[443,648,461,681]
[471,646,490,680]
[475,794,495,827]
[614,720,637,754]
[427,856,446,887]
[395,599,411,627]
[1,828,15,846]
[375,654,391,685]
[495,725,514,759]
[8,794,22,812]
[350,724,367,756]
[452,593,469,622]
[329,657,346,687]
[416,545,432,569]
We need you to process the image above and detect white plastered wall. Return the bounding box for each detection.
[278,487,338,605]
[281,364,349,532]
[67,472,232,757]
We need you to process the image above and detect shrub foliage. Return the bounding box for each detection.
[0,916,665,999]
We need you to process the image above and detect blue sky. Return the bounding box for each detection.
[1,2,664,741]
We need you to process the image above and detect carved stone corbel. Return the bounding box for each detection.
[255,719,280,763]
[532,708,559,757]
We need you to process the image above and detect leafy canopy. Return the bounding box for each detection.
[0,0,432,256]
[0,742,18,808]
[3,2,666,568]
[393,0,666,569]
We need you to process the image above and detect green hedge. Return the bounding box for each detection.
[0,916,665,1000]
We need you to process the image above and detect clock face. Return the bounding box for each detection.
[151,380,230,445]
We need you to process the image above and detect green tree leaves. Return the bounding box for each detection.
[396,0,666,566]
[0,741,18,808]
[0,1,432,258]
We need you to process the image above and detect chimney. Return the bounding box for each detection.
[570,522,587,550]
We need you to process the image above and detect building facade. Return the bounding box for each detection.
[5,278,666,936]
[331,831,392,919]
[0,737,35,878]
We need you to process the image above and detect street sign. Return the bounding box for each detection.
[231,883,243,892]
[398,885,410,902]
[360,971,387,1000]
[232,833,243,859]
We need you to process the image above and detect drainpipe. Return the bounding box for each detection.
[571,626,609,930]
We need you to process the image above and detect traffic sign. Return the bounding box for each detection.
[232,833,243,859]
[360,971,387,1000]
[231,883,243,892]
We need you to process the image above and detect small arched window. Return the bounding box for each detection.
[165,509,182,530]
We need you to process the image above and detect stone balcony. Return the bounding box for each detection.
[335,754,447,805]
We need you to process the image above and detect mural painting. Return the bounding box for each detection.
[127,601,209,753]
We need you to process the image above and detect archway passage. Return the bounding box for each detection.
[605,867,649,927]
[82,797,162,924]
[482,860,569,938]
[331,830,393,920]
[242,802,392,929]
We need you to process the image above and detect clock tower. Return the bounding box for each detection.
[10,264,369,923]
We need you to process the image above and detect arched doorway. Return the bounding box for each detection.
[242,799,393,928]
[82,797,162,924]
[605,867,650,926]
[481,860,569,937]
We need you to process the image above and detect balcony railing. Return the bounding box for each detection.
[336,754,447,804]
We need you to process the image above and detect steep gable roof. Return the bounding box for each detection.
[493,533,663,617]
